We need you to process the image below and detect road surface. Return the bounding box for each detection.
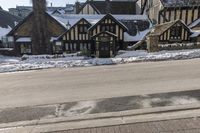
[0,59,200,108]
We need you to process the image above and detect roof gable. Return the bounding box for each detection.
[150,20,191,36]
[88,14,128,32]
[0,10,22,28]
[58,18,92,40]
[7,12,66,36]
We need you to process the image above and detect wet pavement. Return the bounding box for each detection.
[0,89,200,124]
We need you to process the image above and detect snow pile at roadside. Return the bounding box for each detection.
[116,49,200,61]
[1,49,200,73]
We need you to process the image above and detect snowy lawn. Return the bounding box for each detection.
[1,49,200,73]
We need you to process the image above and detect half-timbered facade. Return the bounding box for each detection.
[139,0,200,25]
[158,6,200,26]
[56,14,151,58]
[147,20,194,52]
[7,9,151,58]
[153,20,192,43]
[88,14,128,57]
[61,18,92,53]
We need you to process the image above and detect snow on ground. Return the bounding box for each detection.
[1,49,200,73]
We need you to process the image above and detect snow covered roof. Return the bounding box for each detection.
[190,31,200,38]
[0,10,21,28]
[16,37,31,42]
[189,18,200,30]
[53,14,150,28]
[0,9,21,39]
[124,29,151,42]
[53,14,151,42]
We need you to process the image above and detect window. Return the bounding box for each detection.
[170,26,182,38]
[20,44,32,54]
[99,37,110,42]
[78,24,88,34]
[101,24,115,33]
[2,36,14,48]
[53,42,63,54]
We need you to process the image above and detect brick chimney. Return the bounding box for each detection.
[31,0,52,55]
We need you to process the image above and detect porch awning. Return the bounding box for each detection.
[16,37,31,43]
[50,37,59,42]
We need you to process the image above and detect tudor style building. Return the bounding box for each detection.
[88,14,128,57]
[58,14,129,58]
[7,12,151,57]
[139,0,200,25]
[147,20,193,52]
[150,20,191,43]
[7,12,67,55]
[5,0,152,58]
[137,0,200,51]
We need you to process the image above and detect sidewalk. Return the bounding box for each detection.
[1,104,200,133]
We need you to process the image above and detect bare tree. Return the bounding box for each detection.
[31,0,51,55]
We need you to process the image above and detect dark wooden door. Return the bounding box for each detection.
[99,42,110,58]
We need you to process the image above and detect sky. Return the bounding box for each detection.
[0,0,85,11]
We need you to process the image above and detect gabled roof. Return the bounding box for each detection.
[57,18,92,40]
[7,12,67,36]
[88,14,128,32]
[54,14,151,42]
[0,10,22,28]
[54,14,149,31]
[150,20,191,36]
[78,0,137,14]
[0,9,22,39]
[189,18,200,30]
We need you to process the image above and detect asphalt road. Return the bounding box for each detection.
[1,59,200,108]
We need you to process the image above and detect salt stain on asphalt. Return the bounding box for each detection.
[0,90,200,124]
[64,101,97,116]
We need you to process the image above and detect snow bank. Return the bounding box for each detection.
[1,49,200,73]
